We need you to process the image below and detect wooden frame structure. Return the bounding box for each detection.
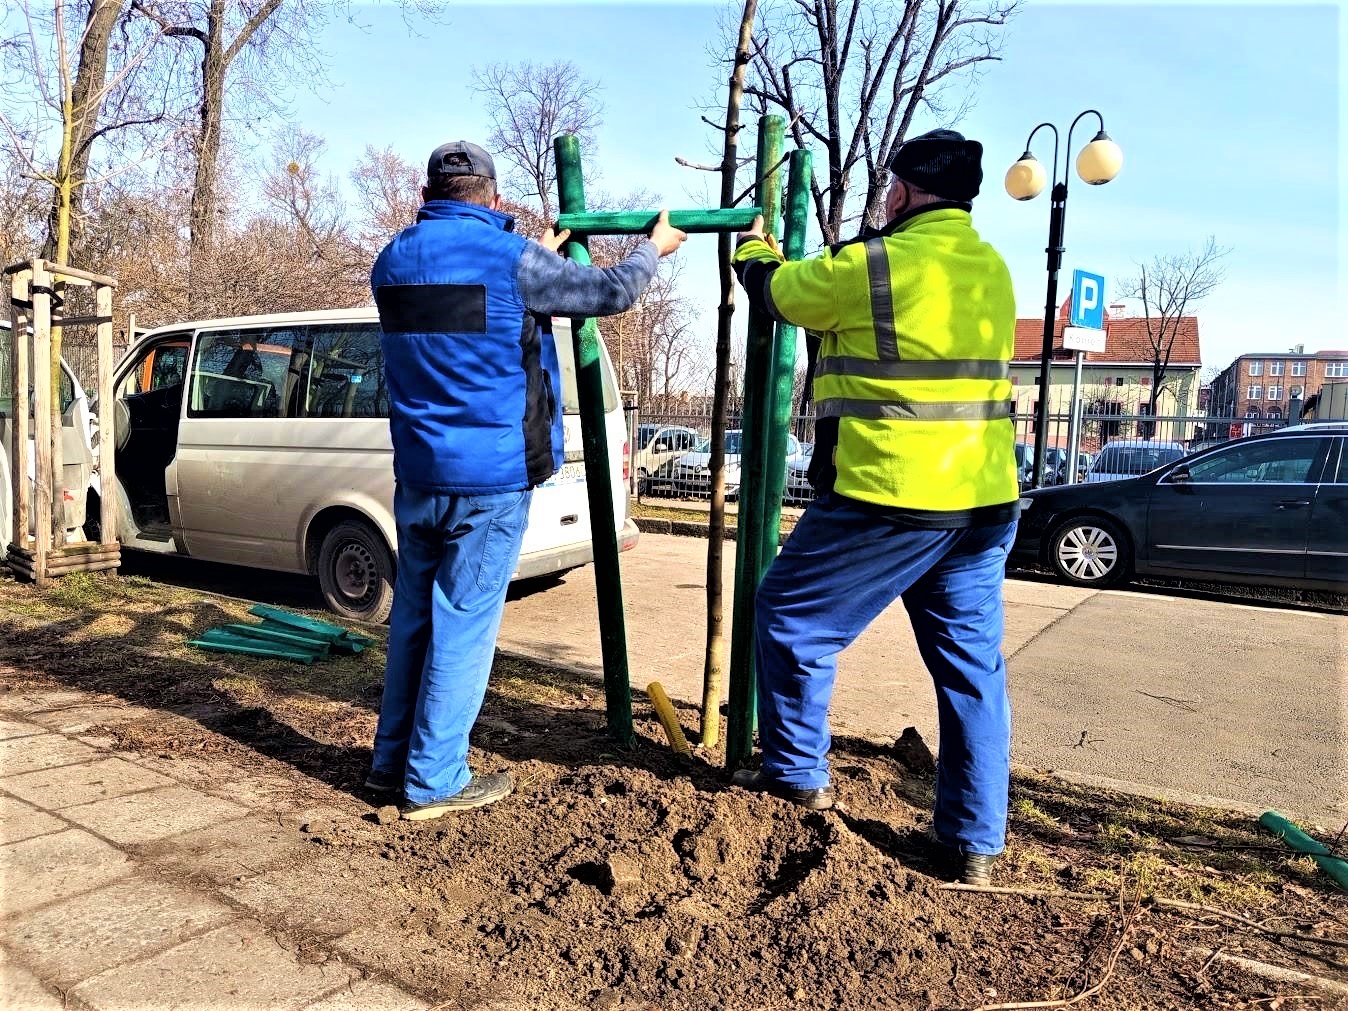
[5,258,120,583]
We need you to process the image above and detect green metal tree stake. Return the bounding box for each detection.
[554,134,635,747]
[756,148,813,571]
[725,114,785,770]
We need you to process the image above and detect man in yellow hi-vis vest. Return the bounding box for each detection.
[730,129,1019,886]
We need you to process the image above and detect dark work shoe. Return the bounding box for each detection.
[960,852,998,887]
[363,769,401,795]
[401,772,514,821]
[731,768,835,811]
[932,840,999,886]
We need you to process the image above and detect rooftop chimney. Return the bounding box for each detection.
[1291,343,1305,354]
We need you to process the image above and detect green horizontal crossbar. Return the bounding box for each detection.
[555,208,764,236]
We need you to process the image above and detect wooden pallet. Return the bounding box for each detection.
[6,541,121,582]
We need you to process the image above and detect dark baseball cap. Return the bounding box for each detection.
[427,141,496,180]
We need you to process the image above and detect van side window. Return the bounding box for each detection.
[305,324,388,419]
[189,327,306,419]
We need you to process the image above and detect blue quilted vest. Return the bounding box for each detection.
[371,200,563,494]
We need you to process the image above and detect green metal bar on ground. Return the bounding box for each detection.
[555,209,765,236]
[725,114,786,771]
[555,133,636,749]
[1260,810,1348,890]
[756,148,813,574]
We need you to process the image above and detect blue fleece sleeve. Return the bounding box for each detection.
[516,240,659,317]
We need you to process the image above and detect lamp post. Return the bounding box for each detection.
[1005,110,1122,488]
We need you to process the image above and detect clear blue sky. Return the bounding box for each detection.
[282,1,1341,376]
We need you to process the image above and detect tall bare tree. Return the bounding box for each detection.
[1117,236,1229,414]
[469,60,604,224]
[0,0,181,266]
[744,0,1017,245]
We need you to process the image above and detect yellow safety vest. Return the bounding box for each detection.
[733,206,1019,514]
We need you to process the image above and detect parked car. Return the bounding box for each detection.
[632,424,698,492]
[785,442,815,503]
[1010,425,1348,591]
[1085,439,1188,484]
[0,322,96,548]
[665,430,804,500]
[97,309,637,622]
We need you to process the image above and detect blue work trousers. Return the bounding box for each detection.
[754,493,1017,855]
[371,484,531,805]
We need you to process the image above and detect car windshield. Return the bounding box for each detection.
[693,431,742,455]
[1095,445,1186,475]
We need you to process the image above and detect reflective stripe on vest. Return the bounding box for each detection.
[817,397,1013,422]
[815,356,1010,381]
[865,240,900,361]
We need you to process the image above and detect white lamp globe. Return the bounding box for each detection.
[1004,153,1047,200]
[1077,131,1123,185]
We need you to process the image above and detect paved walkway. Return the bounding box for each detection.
[0,686,427,1011]
[501,532,1348,827]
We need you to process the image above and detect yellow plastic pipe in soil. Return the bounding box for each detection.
[646,682,692,758]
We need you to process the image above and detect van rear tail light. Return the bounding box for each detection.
[623,440,630,482]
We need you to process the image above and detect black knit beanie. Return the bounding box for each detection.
[887,129,983,201]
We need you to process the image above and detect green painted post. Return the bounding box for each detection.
[725,115,786,770]
[554,134,634,747]
[757,148,813,570]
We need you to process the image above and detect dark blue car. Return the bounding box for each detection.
[1010,424,1348,591]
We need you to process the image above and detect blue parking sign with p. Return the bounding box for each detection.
[1070,269,1106,330]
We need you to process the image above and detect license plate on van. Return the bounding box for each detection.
[541,461,586,487]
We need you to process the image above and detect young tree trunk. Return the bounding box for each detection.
[701,0,758,749]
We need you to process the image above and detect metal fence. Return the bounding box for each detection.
[631,401,1290,503]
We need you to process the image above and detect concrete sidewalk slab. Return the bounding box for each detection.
[0,716,44,741]
[0,960,63,1011]
[0,794,64,845]
[0,732,101,776]
[60,785,249,846]
[141,809,332,884]
[224,853,394,938]
[300,977,429,1011]
[0,828,131,915]
[68,921,360,1011]
[2,876,235,988]
[1,755,177,810]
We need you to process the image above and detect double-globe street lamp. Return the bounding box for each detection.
[1005,110,1123,487]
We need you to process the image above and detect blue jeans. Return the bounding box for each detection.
[371,484,531,805]
[754,494,1017,855]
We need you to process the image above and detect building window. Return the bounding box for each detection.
[1268,361,1284,376]
[1327,362,1348,379]
[1247,384,1262,400]
[1267,385,1282,400]
[1267,407,1282,419]
[1291,360,1307,376]
[1248,361,1263,377]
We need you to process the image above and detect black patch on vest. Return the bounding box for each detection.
[374,283,487,334]
[520,313,557,488]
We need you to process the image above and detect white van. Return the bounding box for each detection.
[104,309,637,622]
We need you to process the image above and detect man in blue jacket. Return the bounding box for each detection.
[368,141,686,820]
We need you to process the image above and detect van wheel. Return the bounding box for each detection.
[318,519,395,624]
